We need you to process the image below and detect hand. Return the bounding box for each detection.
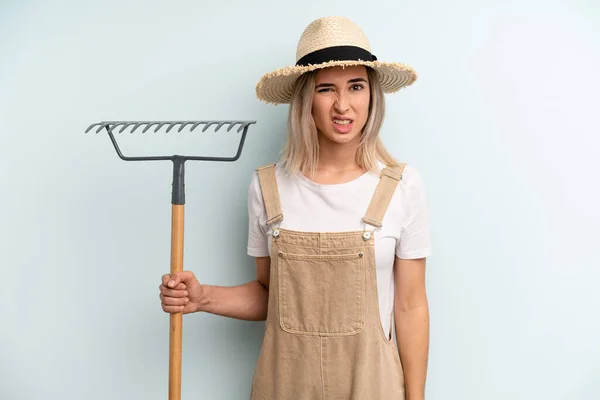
[159,271,205,314]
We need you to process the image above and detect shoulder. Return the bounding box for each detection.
[386,163,428,213]
[250,161,292,186]
[397,163,426,192]
[248,162,289,196]
[377,161,426,191]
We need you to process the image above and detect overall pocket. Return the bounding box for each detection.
[277,251,366,336]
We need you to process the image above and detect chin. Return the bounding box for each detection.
[333,135,358,144]
[323,130,361,145]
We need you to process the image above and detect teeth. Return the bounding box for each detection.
[333,119,351,125]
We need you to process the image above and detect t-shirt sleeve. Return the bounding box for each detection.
[396,166,432,259]
[247,171,270,257]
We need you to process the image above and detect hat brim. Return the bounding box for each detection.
[255,60,418,104]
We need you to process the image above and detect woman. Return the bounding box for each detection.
[159,16,431,400]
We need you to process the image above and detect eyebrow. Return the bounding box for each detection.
[315,77,368,88]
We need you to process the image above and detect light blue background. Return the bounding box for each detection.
[1,1,599,399]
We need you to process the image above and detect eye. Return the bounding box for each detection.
[351,84,364,91]
[317,87,333,93]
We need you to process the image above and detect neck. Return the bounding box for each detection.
[318,134,361,171]
[304,133,365,184]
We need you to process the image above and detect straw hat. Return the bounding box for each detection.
[255,16,418,104]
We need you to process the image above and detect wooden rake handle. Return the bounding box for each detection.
[168,158,186,400]
[169,203,184,400]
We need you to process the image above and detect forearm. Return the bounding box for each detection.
[196,280,269,321]
[395,304,429,400]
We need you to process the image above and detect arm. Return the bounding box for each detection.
[393,256,429,400]
[197,256,271,321]
[160,256,271,321]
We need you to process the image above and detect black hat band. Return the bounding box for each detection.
[296,45,377,67]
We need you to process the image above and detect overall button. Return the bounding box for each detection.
[272,229,280,238]
[362,232,371,241]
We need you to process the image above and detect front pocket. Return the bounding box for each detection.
[277,251,366,336]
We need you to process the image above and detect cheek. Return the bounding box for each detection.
[360,93,371,110]
[312,99,330,124]
[357,95,370,119]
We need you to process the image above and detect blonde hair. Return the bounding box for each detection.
[281,66,400,176]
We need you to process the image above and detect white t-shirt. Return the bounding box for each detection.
[247,161,432,338]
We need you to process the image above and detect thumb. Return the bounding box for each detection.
[167,271,194,288]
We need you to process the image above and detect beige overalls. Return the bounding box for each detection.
[250,163,407,400]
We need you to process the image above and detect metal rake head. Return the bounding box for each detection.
[85,120,256,162]
[85,120,257,204]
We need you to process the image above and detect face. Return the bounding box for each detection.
[311,65,371,146]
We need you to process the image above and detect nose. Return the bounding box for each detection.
[334,91,350,113]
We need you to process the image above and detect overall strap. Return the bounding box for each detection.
[361,163,407,228]
[256,164,284,226]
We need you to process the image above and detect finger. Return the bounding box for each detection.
[159,282,186,292]
[160,293,188,304]
[166,271,194,288]
[159,286,188,298]
[162,304,185,313]
[162,274,184,287]
[160,292,189,304]
[161,296,189,306]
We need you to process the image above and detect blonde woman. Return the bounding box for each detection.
[159,16,431,400]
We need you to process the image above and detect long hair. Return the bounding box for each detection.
[281,66,400,176]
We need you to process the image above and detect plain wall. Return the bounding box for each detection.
[1,0,599,399]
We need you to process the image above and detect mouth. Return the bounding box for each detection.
[332,117,354,125]
[331,117,354,134]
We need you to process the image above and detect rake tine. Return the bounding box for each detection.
[178,122,193,132]
[238,122,250,133]
[85,122,103,133]
[215,122,228,132]
[108,122,126,133]
[95,123,108,133]
[130,123,146,133]
[154,122,171,132]
[202,121,218,132]
[190,122,206,132]
[96,122,112,133]
[104,122,114,133]
[166,123,177,133]
[119,122,137,133]
[143,122,161,133]
[227,121,238,132]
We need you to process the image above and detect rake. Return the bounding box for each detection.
[85,120,256,400]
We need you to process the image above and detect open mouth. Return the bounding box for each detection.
[333,118,353,125]
[331,117,354,134]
